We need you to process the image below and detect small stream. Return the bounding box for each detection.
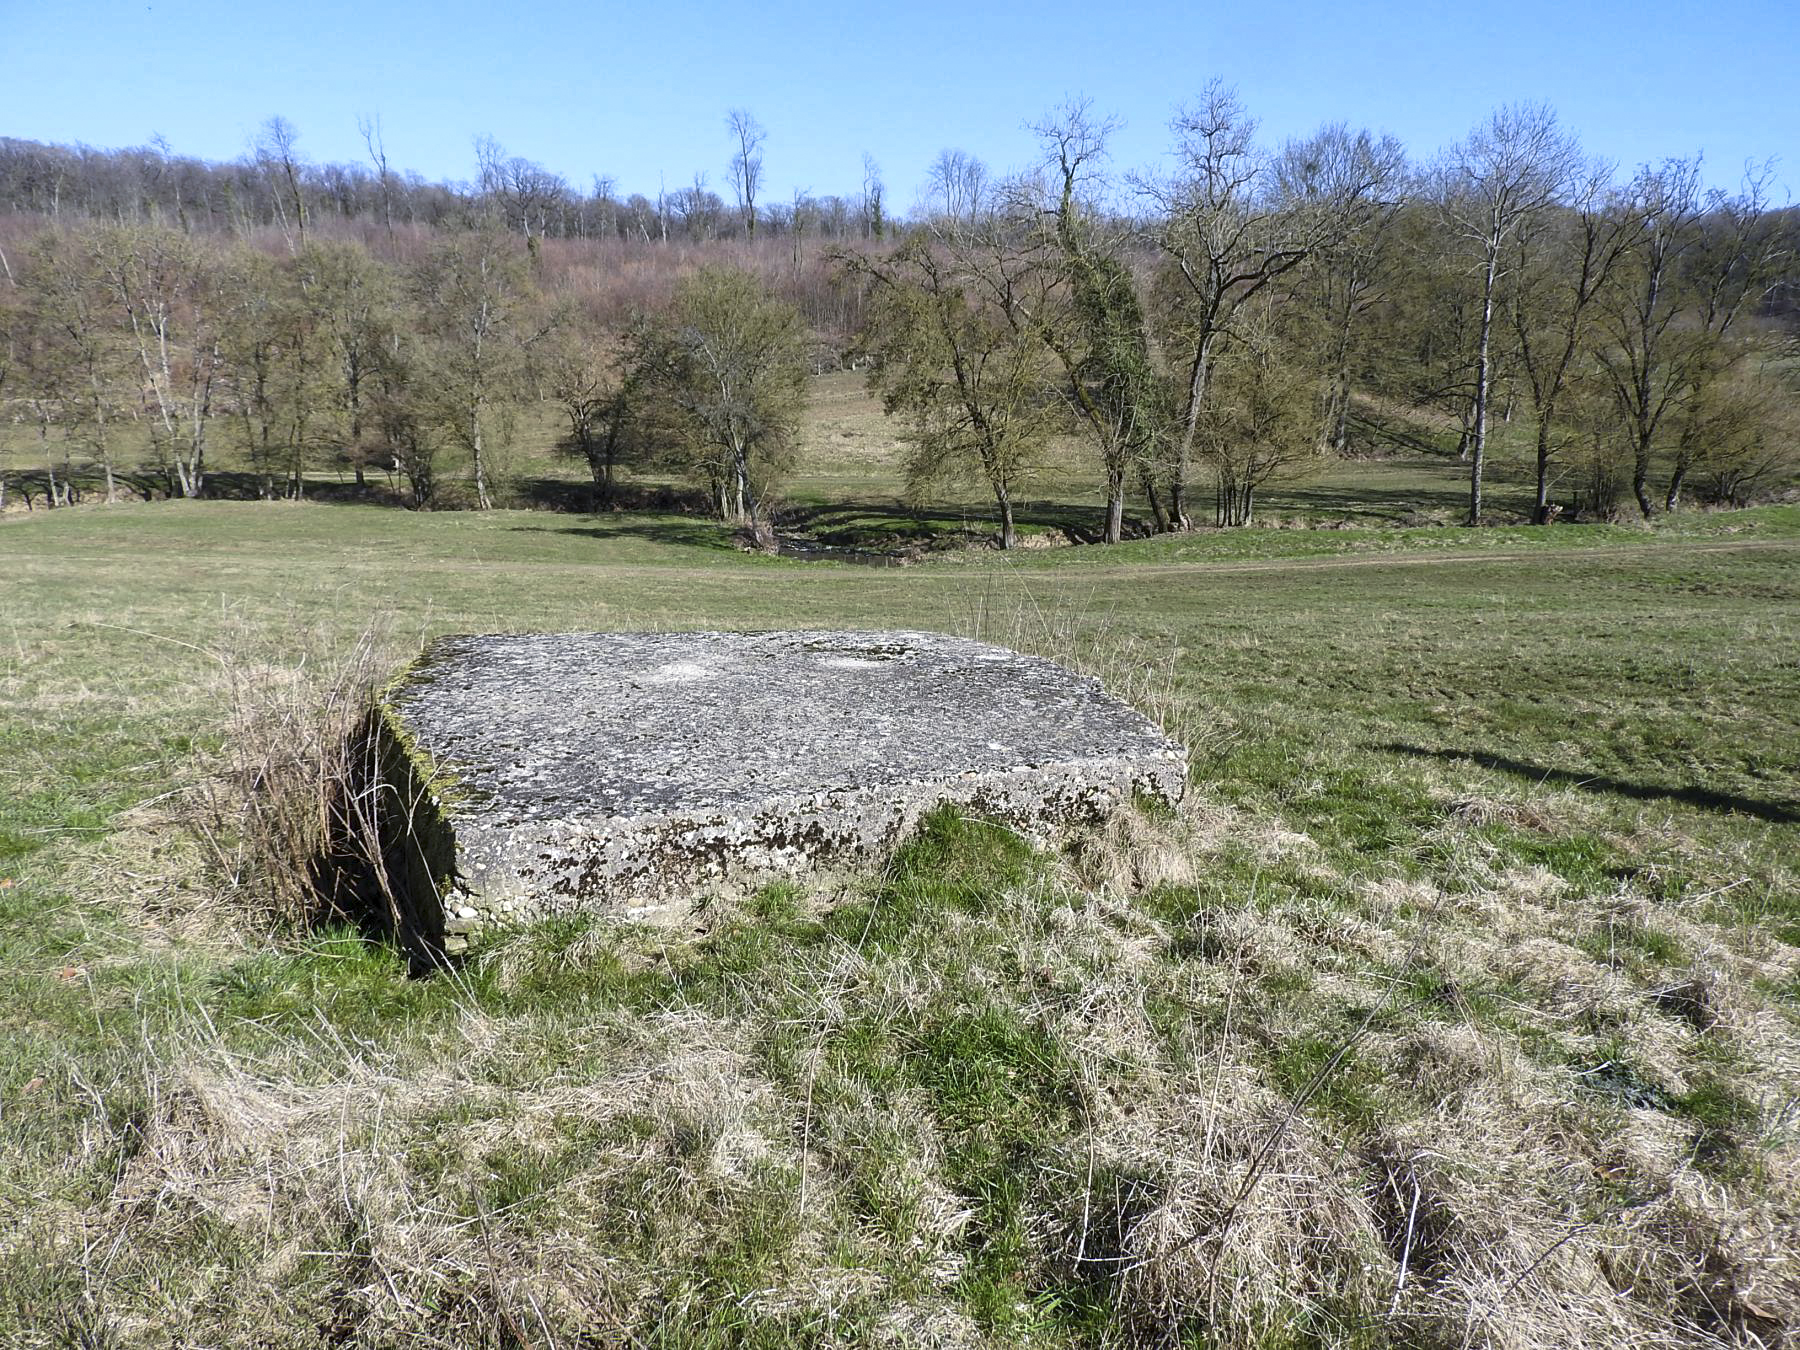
[775,536,911,568]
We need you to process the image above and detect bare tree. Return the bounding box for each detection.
[1141,82,1381,528]
[1432,103,1577,524]
[413,229,538,509]
[1200,302,1323,525]
[255,116,308,250]
[1507,160,1638,521]
[1686,357,1800,506]
[673,173,721,241]
[546,327,635,504]
[218,249,288,497]
[0,274,17,509]
[727,109,765,241]
[788,186,814,275]
[1597,161,1788,515]
[475,135,568,246]
[23,229,125,501]
[861,152,885,239]
[1276,124,1408,457]
[1031,99,1160,543]
[590,174,618,239]
[926,149,987,224]
[361,324,440,508]
[96,222,222,497]
[304,241,396,491]
[358,113,393,235]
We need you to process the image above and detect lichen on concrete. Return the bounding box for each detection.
[374,630,1187,953]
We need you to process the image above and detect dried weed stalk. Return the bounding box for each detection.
[181,623,395,933]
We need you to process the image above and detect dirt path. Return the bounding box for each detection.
[4,530,1796,588]
[1029,537,1800,581]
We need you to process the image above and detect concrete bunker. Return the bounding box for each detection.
[366,630,1187,957]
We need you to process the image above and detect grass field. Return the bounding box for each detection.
[2,495,1798,1347]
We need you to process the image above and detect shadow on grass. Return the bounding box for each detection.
[508,477,711,515]
[202,472,410,506]
[1270,472,1540,523]
[780,497,1137,545]
[1379,743,1800,825]
[506,516,743,553]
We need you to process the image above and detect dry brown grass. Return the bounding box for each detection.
[178,622,398,934]
[6,582,1797,1348]
[13,795,1797,1348]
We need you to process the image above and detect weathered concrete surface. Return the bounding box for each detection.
[376,630,1186,951]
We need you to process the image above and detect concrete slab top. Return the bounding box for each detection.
[390,630,1180,819]
[375,630,1187,946]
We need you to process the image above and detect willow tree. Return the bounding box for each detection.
[848,228,1056,550]
[629,266,807,525]
[1032,100,1161,542]
[301,240,396,492]
[22,227,127,502]
[412,229,537,509]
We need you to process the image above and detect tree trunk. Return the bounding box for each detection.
[1138,464,1168,534]
[471,401,492,510]
[1631,266,1662,519]
[349,372,366,490]
[1329,374,1351,456]
[88,372,118,503]
[996,487,1016,549]
[178,449,202,498]
[734,448,754,525]
[1469,252,1497,526]
[1104,465,1125,545]
[1328,307,1354,456]
[1172,337,1212,532]
[1664,464,1688,513]
[1533,412,1554,524]
[1631,427,1656,518]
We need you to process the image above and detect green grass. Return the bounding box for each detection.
[1,495,1797,1346]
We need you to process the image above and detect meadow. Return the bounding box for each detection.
[1,407,1797,1346]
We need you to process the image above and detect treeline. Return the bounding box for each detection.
[0,220,826,518]
[0,113,887,247]
[847,93,1797,538]
[1,91,1796,540]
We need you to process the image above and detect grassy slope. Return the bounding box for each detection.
[1,501,1798,1347]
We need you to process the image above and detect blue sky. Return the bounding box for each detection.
[3,0,1794,203]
